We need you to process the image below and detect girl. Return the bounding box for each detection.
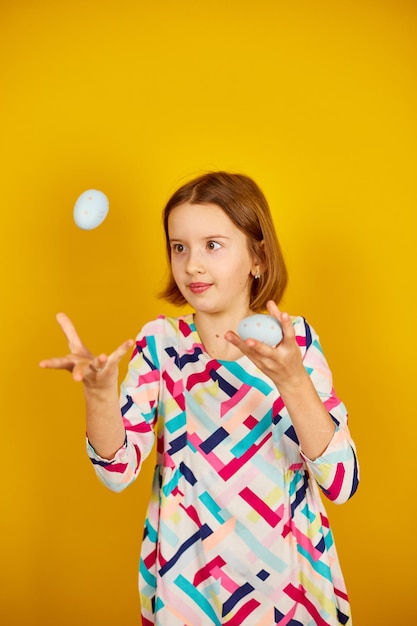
[40,172,359,625]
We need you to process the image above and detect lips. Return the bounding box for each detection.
[188,282,212,294]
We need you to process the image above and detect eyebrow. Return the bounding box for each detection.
[168,235,231,242]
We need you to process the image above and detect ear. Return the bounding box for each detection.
[251,240,266,277]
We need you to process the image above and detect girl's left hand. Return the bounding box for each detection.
[225,301,307,390]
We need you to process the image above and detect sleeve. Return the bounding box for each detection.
[86,319,162,493]
[295,317,360,504]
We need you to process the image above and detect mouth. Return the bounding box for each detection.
[188,282,212,294]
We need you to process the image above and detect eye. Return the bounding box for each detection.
[207,240,221,251]
[171,243,186,253]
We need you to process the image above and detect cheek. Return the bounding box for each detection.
[170,259,180,278]
[235,258,253,279]
[239,274,252,289]
[170,256,185,283]
[225,266,251,291]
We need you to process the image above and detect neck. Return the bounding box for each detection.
[193,307,253,361]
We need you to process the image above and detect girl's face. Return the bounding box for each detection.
[168,202,257,317]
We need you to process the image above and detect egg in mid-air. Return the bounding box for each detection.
[73,189,109,230]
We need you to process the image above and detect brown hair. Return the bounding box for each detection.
[160,171,288,311]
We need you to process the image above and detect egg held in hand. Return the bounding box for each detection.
[238,314,283,347]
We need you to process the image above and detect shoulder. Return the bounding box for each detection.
[291,315,319,354]
[130,314,194,369]
[135,313,194,340]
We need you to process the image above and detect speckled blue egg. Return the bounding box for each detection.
[238,314,283,346]
[73,189,109,230]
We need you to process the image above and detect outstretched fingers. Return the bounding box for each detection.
[71,339,135,382]
[266,301,295,343]
[80,340,135,379]
[110,339,135,363]
[39,355,80,371]
[56,312,91,357]
[39,314,134,383]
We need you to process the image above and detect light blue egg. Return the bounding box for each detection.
[238,314,283,346]
[73,189,109,230]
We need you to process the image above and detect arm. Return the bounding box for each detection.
[291,314,359,503]
[39,314,157,492]
[87,325,161,492]
[226,303,335,459]
[39,313,132,458]
[39,313,159,491]
[225,302,359,503]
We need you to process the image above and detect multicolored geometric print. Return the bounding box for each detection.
[88,314,359,625]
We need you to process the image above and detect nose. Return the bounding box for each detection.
[185,248,206,275]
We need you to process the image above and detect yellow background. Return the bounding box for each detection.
[1,0,416,624]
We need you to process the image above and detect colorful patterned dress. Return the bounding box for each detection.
[87,314,359,625]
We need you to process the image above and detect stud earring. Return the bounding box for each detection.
[254,270,260,280]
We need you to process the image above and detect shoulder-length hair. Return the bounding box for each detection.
[160,171,288,311]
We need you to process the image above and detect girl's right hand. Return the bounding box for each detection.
[39,313,134,389]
